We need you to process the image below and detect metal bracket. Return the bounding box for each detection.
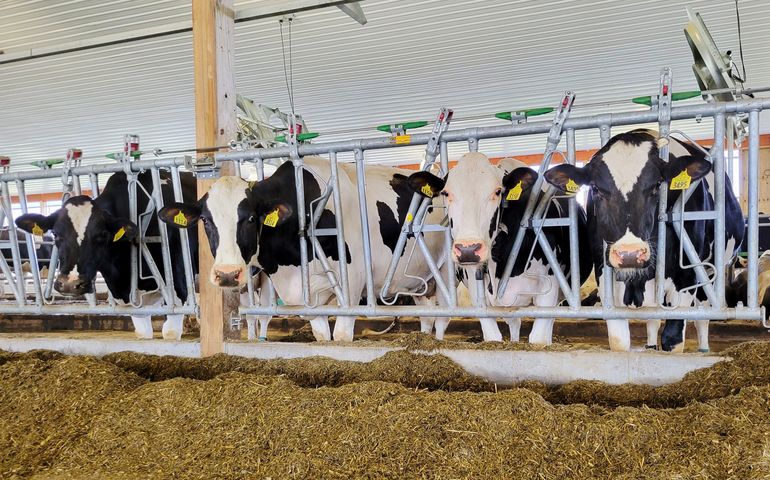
[186,154,219,179]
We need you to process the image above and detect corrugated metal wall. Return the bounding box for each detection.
[1,0,769,194]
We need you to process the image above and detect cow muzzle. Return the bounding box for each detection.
[608,243,651,269]
[212,265,245,288]
[54,274,92,296]
[453,241,487,265]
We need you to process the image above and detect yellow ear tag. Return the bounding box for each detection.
[31,224,44,237]
[263,209,280,228]
[173,211,188,227]
[406,213,414,224]
[394,135,411,145]
[421,184,434,197]
[113,227,126,242]
[670,169,691,191]
[565,179,579,194]
[506,181,523,201]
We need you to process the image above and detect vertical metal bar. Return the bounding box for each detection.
[468,137,478,152]
[1,182,26,305]
[439,141,449,175]
[565,129,580,307]
[15,180,43,305]
[713,112,726,308]
[150,168,176,304]
[73,174,82,196]
[292,159,312,306]
[170,166,196,306]
[439,139,457,307]
[602,244,614,310]
[655,183,669,306]
[329,152,350,307]
[89,173,100,198]
[353,148,376,306]
[747,109,760,309]
[599,124,611,146]
[234,160,242,178]
[44,246,58,299]
[127,174,139,304]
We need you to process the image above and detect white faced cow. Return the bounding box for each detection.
[406,153,592,343]
[15,171,198,341]
[545,129,744,352]
[160,156,446,342]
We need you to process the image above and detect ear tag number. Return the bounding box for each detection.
[173,211,188,227]
[395,135,411,145]
[565,179,579,194]
[406,213,414,224]
[670,170,691,191]
[506,181,523,201]
[263,209,280,228]
[32,224,44,236]
[113,227,126,242]
[421,184,434,197]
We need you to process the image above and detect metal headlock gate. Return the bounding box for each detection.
[0,138,197,317]
[221,68,768,328]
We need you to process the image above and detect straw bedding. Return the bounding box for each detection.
[0,342,769,479]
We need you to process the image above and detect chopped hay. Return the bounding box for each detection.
[1,343,770,478]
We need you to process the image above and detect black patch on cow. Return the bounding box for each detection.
[376,174,416,255]
[661,320,684,351]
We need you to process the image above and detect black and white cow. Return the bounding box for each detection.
[406,153,593,343]
[726,250,770,321]
[159,156,446,341]
[0,229,54,275]
[545,129,744,352]
[15,171,198,340]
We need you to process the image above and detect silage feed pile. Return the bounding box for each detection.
[0,344,768,479]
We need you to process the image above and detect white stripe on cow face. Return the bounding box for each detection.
[206,176,250,274]
[64,202,93,245]
[602,140,653,198]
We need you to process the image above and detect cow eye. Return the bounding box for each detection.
[247,215,256,223]
[440,190,449,197]
[591,184,603,198]
[494,187,503,197]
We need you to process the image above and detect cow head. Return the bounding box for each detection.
[407,153,537,265]
[159,176,292,289]
[544,130,711,274]
[15,196,137,295]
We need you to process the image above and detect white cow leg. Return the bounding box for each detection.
[162,314,184,341]
[245,315,257,341]
[420,317,435,334]
[506,318,521,342]
[606,319,631,352]
[529,318,554,346]
[434,317,450,340]
[258,316,270,341]
[131,315,154,339]
[333,316,356,342]
[645,319,661,350]
[309,316,331,341]
[479,317,503,342]
[695,319,709,353]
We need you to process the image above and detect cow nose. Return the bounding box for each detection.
[609,246,650,268]
[214,266,243,287]
[54,276,89,296]
[453,242,484,264]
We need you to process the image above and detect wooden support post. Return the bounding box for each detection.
[193,0,240,356]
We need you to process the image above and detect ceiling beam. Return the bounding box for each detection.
[336,2,368,25]
[0,0,365,65]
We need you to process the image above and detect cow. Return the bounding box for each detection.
[726,250,770,322]
[0,229,53,275]
[159,156,446,342]
[15,170,198,341]
[405,153,592,343]
[544,129,744,352]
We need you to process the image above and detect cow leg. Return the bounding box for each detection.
[694,319,709,353]
[414,295,437,335]
[162,314,185,341]
[332,316,356,342]
[309,316,331,341]
[245,316,258,341]
[606,319,631,352]
[131,315,154,339]
[258,316,270,341]
[506,318,521,342]
[645,319,661,350]
[434,317,451,340]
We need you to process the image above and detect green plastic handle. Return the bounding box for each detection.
[31,158,64,168]
[274,132,320,143]
[105,151,142,160]
[632,90,702,106]
[495,107,554,121]
[376,121,428,133]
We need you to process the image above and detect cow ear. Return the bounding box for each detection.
[159,202,201,229]
[16,213,56,236]
[544,164,588,194]
[108,218,138,243]
[502,167,538,201]
[260,203,293,228]
[407,171,446,198]
[664,155,711,186]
